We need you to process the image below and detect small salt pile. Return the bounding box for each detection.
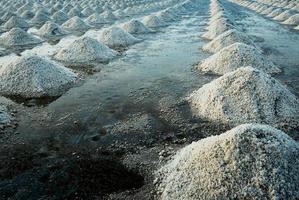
[202,18,235,40]
[86,13,105,26]
[61,16,90,32]
[273,10,293,21]
[100,10,117,23]
[99,27,141,48]
[142,15,167,28]
[82,7,94,17]
[198,43,280,75]
[0,55,78,98]
[36,21,68,40]
[52,10,69,24]
[156,123,299,200]
[122,19,152,34]
[156,10,176,22]
[282,14,299,25]
[68,7,85,18]
[188,67,298,126]
[54,37,117,66]
[30,9,51,26]
[2,16,30,31]
[0,48,10,57]
[202,29,255,53]
[21,10,35,20]
[0,28,42,47]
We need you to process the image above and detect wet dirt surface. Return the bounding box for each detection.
[0,1,298,199]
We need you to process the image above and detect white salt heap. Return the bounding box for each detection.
[86,13,105,26]
[142,15,167,28]
[0,55,78,98]
[100,27,141,48]
[188,67,298,126]
[0,28,42,47]
[36,21,68,39]
[273,10,293,21]
[156,123,299,200]
[54,37,117,66]
[122,19,152,34]
[198,43,280,75]
[202,29,256,53]
[62,16,90,32]
[282,14,299,25]
[2,16,30,30]
[202,18,235,40]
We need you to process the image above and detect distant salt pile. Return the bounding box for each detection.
[100,27,141,48]
[2,16,30,30]
[0,28,42,48]
[273,10,293,21]
[52,10,69,24]
[142,15,167,28]
[82,7,94,17]
[86,13,105,26]
[122,19,152,34]
[21,10,35,20]
[188,67,298,126]
[36,21,68,40]
[202,18,235,40]
[30,10,51,26]
[156,123,299,200]
[62,16,90,32]
[0,55,78,98]
[156,10,176,22]
[198,43,280,75]
[54,37,117,66]
[267,8,283,18]
[0,105,11,127]
[202,29,255,53]
[100,10,117,23]
[68,7,85,18]
[282,14,299,25]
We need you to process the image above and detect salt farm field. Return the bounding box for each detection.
[0,0,298,199]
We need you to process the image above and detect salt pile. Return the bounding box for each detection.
[0,28,42,47]
[54,37,117,66]
[273,10,293,21]
[122,19,152,34]
[202,29,256,53]
[0,48,10,57]
[156,10,176,22]
[2,16,30,30]
[100,27,141,48]
[0,105,11,127]
[52,10,69,24]
[21,10,35,20]
[30,10,51,26]
[0,55,78,98]
[156,123,299,200]
[202,18,235,40]
[142,15,167,28]
[198,43,280,75]
[61,16,90,32]
[68,7,85,18]
[282,14,299,25]
[100,10,117,23]
[86,13,105,26]
[36,21,68,39]
[82,7,94,17]
[188,67,298,126]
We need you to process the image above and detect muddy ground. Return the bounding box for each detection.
[0,1,298,199]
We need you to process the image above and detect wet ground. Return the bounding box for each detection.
[0,0,299,199]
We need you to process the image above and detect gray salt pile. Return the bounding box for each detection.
[122,19,152,34]
[0,47,10,57]
[2,16,30,30]
[188,67,298,126]
[202,29,255,53]
[54,37,117,66]
[0,28,42,48]
[282,14,299,25]
[36,21,68,40]
[21,10,35,20]
[156,10,176,22]
[0,104,11,127]
[273,10,293,21]
[86,13,105,26]
[0,55,78,98]
[100,10,117,23]
[68,7,85,18]
[100,27,141,48]
[62,16,90,32]
[198,43,280,75]
[142,15,167,28]
[30,10,50,26]
[82,7,94,17]
[202,18,235,40]
[52,10,69,24]
[156,123,299,200]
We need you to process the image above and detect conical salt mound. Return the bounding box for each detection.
[30,10,50,26]
[122,19,152,34]
[100,10,117,22]
[156,123,299,200]
[188,67,298,126]
[0,28,42,47]
[52,10,69,24]
[0,55,78,98]
[156,10,176,22]
[273,10,293,21]
[100,27,141,48]
[2,16,30,30]
[202,29,256,53]
[21,10,35,20]
[202,18,235,40]
[86,13,105,26]
[142,15,167,28]
[198,43,280,75]
[282,14,299,25]
[54,37,117,66]
[61,16,90,32]
[36,21,68,39]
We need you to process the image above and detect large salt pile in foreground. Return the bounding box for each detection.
[122,19,152,34]
[100,27,141,48]
[0,55,78,98]
[198,43,280,75]
[156,124,299,200]
[202,29,256,53]
[188,67,298,126]
[0,28,42,47]
[54,37,117,66]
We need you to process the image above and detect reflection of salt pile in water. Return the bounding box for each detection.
[52,10,69,24]
[188,67,298,126]
[0,28,42,48]
[202,18,235,40]
[2,16,30,31]
[122,19,152,34]
[61,16,90,32]
[202,29,255,53]
[0,55,78,98]
[100,27,141,48]
[156,123,299,200]
[54,37,117,66]
[142,15,167,28]
[36,21,68,40]
[0,105,11,127]
[282,14,299,25]
[198,43,280,75]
